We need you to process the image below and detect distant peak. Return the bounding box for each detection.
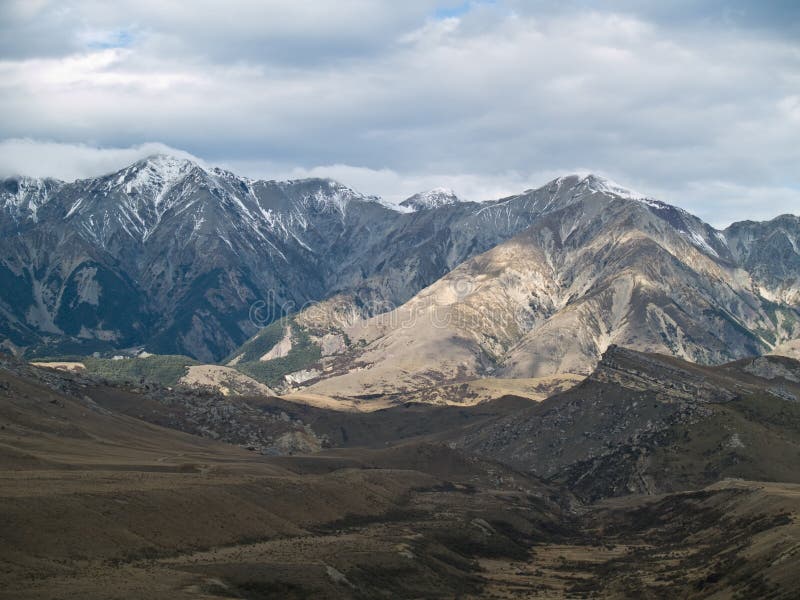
[580,174,647,200]
[278,177,383,216]
[1,173,62,186]
[1,174,39,186]
[133,153,200,172]
[400,187,461,211]
[278,177,357,194]
[103,154,204,207]
[546,173,662,206]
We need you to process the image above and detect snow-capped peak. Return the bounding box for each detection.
[400,187,461,211]
[123,155,198,199]
[578,174,651,201]
[546,173,665,208]
[565,174,725,258]
[89,153,205,222]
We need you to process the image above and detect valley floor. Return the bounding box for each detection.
[2,357,800,598]
[2,453,799,598]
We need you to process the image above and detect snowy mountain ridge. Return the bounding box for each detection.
[1,155,797,363]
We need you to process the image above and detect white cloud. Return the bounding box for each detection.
[1,138,797,228]
[0,139,198,180]
[659,181,800,228]
[0,2,797,225]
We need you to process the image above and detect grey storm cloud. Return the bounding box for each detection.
[0,0,798,226]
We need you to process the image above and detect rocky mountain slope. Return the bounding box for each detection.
[0,158,606,361]
[236,181,799,395]
[724,214,800,306]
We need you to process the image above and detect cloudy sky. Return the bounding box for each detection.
[0,0,798,226]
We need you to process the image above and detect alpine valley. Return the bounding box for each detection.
[3,156,800,599]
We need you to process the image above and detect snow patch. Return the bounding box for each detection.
[124,154,197,210]
[683,228,719,258]
[282,178,385,217]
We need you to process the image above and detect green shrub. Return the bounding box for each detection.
[234,324,321,388]
[82,355,199,386]
[225,319,289,364]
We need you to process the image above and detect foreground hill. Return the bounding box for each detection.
[2,352,800,597]
[453,345,800,500]
[0,354,573,598]
[27,347,800,506]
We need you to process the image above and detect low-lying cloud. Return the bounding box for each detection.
[0,139,198,181]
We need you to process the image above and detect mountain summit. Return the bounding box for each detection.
[400,187,461,211]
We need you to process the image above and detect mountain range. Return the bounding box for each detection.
[3,156,800,597]
[1,156,799,396]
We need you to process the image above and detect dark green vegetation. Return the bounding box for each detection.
[225,319,288,364]
[54,261,148,343]
[233,322,322,388]
[145,268,261,361]
[32,354,199,386]
[83,354,200,386]
[0,265,37,346]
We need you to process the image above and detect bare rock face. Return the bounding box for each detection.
[259,327,293,361]
[724,214,800,306]
[591,346,738,403]
[740,355,800,383]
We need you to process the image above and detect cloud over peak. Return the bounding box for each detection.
[0,1,797,226]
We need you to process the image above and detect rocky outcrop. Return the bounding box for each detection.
[740,355,800,383]
[591,345,738,403]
